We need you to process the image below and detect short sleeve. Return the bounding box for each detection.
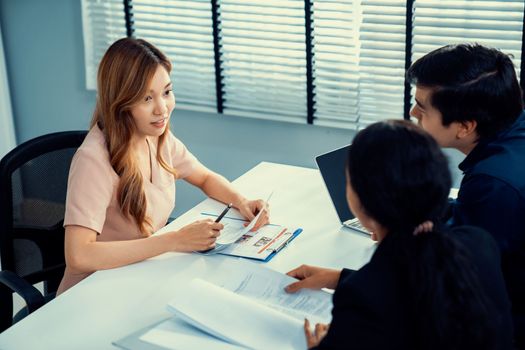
[168,132,200,179]
[63,148,114,233]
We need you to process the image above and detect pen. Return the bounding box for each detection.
[215,203,233,223]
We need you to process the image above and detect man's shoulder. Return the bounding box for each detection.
[462,170,524,198]
[464,130,525,197]
[467,118,525,187]
[458,174,525,211]
[448,225,498,252]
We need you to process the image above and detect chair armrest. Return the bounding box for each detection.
[0,270,45,313]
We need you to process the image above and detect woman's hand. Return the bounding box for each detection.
[304,319,329,349]
[236,198,270,231]
[171,219,223,252]
[285,265,342,293]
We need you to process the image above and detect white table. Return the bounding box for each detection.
[0,162,376,349]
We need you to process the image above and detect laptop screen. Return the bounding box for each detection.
[315,145,354,224]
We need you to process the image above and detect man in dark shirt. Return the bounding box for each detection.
[407,44,525,347]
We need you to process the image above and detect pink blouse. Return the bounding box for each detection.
[57,125,199,294]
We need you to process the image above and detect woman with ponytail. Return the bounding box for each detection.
[57,38,269,294]
[285,120,513,349]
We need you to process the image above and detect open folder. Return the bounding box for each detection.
[197,212,302,262]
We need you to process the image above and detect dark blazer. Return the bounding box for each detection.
[451,111,525,344]
[314,226,514,350]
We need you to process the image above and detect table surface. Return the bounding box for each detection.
[0,162,376,349]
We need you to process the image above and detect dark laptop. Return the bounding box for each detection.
[315,145,369,235]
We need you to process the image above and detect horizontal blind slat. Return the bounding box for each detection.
[133,1,217,108]
[81,0,127,90]
[219,0,306,119]
[412,0,524,83]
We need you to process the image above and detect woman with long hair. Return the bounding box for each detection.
[57,38,269,294]
[286,120,513,349]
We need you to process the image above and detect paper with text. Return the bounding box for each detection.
[215,208,263,245]
[207,259,332,325]
[167,279,305,350]
[165,260,333,349]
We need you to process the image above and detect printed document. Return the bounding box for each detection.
[116,260,333,350]
[197,213,301,261]
[164,260,332,349]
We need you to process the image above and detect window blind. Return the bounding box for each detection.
[218,0,308,123]
[413,0,525,77]
[312,0,407,129]
[81,0,127,90]
[82,0,525,129]
[132,0,217,112]
[312,0,361,129]
[358,0,407,125]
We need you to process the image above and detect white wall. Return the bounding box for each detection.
[0,18,16,159]
[170,109,359,217]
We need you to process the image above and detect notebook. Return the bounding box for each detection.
[315,145,369,235]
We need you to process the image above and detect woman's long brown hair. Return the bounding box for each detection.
[91,38,177,236]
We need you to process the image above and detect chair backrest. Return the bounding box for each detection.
[0,131,87,294]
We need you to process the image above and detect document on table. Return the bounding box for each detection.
[206,259,332,325]
[165,260,332,349]
[116,259,333,350]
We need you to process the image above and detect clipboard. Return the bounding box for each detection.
[218,225,303,262]
[219,227,303,262]
[197,213,302,262]
[258,228,303,262]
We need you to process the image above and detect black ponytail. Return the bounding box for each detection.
[395,227,496,349]
[348,120,497,348]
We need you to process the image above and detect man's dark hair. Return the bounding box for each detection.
[407,44,523,140]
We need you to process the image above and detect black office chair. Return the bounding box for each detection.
[0,131,87,332]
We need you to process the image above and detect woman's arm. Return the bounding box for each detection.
[184,163,269,229]
[185,164,245,207]
[64,219,222,273]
